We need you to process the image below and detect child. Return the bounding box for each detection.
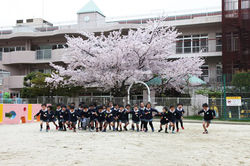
[97,106,106,131]
[198,103,216,134]
[139,102,145,131]
[61,105,70,131]
[143,102,159,132]
[168,105,177,134]
[103,106,115,132]
[55,104,62,130]
[76,104,84,129]
[81,105,91,130]
[123,104,131,131]
[34,104,49,132]
[117,105,127,132]
[47,106,58,130]
[175,103,185,132]
[158,107,169,133]
[130,105,140,132]
[112,104,119,131]
[89,104,99,132]
[69,106,78,132]
[57,105,64,131]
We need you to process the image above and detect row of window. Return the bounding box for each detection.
[176,34,208,54]
[0,46,26,52]
[176,34,222,54]
[0,44,68,53]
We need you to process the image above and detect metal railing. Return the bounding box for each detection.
[0,96,249,120]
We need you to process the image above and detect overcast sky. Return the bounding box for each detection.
[0,0,221,27]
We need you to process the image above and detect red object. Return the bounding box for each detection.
[23,107,26,111]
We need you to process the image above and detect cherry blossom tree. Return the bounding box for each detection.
[46,20,204,96]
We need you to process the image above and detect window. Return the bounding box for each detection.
[200,65,209,82]
[1,46,26,52]
[52,44,67,50]
[225,0,239,18]
[216,33,222,52]
[36,49,52,60]
[176,34,208,54]
[226,32,239,52]
[216,64,222,83]
[0,69,10,85]
[26,19,33,23]
[34,68,51,74]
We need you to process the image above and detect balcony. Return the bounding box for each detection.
[3,75,25,89]
[1,49,66,65]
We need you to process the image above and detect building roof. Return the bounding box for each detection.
[77,0,105,17]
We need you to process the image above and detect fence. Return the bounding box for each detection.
[1,96,249,120]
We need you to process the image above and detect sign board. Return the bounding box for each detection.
[226,96,242,106]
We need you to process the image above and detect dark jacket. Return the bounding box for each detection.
[198,109,216,120]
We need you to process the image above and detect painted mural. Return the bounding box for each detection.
[0,104,42,124]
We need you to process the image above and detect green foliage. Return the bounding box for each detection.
[231,72,250,91]
[21,72,52,98]
[21,72,86,98]
[195,88,222,98]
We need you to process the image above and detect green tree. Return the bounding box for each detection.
[21,72,85,98]
[231,72,250,92]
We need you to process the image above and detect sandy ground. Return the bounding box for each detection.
[0,122,250,166]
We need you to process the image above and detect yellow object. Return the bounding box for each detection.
[28,104,32,121]
[0,104,3,123]
[226,96,241,100]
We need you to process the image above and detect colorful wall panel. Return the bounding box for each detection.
[0,104,42,125]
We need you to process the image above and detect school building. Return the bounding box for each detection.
[0,0,249,97]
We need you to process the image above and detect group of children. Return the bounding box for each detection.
[35,102,216,134]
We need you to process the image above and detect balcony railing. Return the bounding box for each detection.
[36,49,52,60]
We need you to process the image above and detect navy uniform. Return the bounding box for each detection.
[158,110,169,133]
[168,109,177,133]
[81,107,91,130]
[143,107,158,132]
[105,110,114,123]
[198,109,216,123]
[35,109,48,122]
[130,109,141,124]
[160,112,169,125]
[139,107,145,131]
[175,107,185,131]
[69,109,78,132]
[35,109,49,131]
[168,110,177,123]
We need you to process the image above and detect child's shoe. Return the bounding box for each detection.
[182,126,184,130]
[177,129,179,132]
[137,128,139,132]
[172,131,175,134]
[165,130,168,133]
[158,128,163,132]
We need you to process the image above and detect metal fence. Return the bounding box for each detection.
[2,96,249,120]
